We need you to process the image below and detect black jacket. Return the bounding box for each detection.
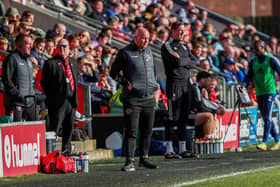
[41,55,78,110]
[161,39,194,87]
[110,42,158,98]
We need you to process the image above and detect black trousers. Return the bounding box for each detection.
[5,103,37,122]
[123,96,155,159]
[48,99,75,153]
[165,84,191,141]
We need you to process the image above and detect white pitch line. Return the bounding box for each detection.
[173,165,280,187]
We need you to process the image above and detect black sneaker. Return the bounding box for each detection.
[139,159,159,169]
[180,151,195,158]
[164,152,182,159]
[121,162,135,172]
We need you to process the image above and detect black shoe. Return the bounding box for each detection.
[139,159,159,169]
[121,161,135,172]
[164,152,182,159]
[180,151,195,158]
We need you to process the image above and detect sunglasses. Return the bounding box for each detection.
[57,44,68,49]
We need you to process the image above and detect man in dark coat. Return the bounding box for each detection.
[41,38,78,155]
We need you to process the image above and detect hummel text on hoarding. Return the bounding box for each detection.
[4,133,41,168]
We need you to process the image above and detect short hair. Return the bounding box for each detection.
[196,71,210,81]
[45,38,54,43]
[15,34,31,46]
[67,33,79,41]
[171,21,185,31]
[21,10,33,19]
[97,32,109,39]
[0,36,8,45]
[34,37,45,46]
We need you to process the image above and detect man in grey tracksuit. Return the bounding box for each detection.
[110,28,159,172]
[2,34,37,121]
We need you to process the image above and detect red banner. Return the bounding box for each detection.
[216,110,239,149]
[0,122,46,177]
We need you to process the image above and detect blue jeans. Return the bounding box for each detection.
[257,94,280,143]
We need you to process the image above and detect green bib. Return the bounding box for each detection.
[253,54,276,96]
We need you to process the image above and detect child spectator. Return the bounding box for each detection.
[208,75,222,104]
[31,37,48,69]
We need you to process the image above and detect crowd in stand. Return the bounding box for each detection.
[1,0,280,117]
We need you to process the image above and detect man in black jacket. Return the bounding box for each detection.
[2,34,37,121]
[161,21,194,158]
[110,27,159,172]
[41,38,78,155]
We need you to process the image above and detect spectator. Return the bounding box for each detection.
[98,67,112,92]
[108,15,129,42]
[199,10,208,25]
[188,8,199,24]
[20,10,46,38]
[212,31,233,55]
[31,57,47,120]
[5,7,20,22]
[0,36,8,51]
[193,19,203,33]
[208,75,222,104]
[268,36,278,55]
[156,28,169,45]
[73,1,87,16]
[92,31,109,48]
[41,38,78,155]
[199,58,210,72]
[105,2,120,17]
[100,28,113,45]
[88,0,107,23]
[46,23,67,39]
[76,55,109,114]
[159,0,173,17]
[221,56,245,85]
[30,37,48,68]
[68,34,83,59]
[44,38,55,58]
[2,34,38,121]
[176,0,195,20]
[191,40,203,64]
[120,14,132,35]
[78,30,91,48]
[0,19,16,51]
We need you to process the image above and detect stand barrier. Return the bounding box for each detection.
[0,121,46,177]
[92,109,240,150]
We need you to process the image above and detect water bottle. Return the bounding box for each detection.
[9,111,14,123]
[219,140,224,154]
[78,154,83,173]
[83,153,89,173]
[206,141,210,155]
[72,155,78,173]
